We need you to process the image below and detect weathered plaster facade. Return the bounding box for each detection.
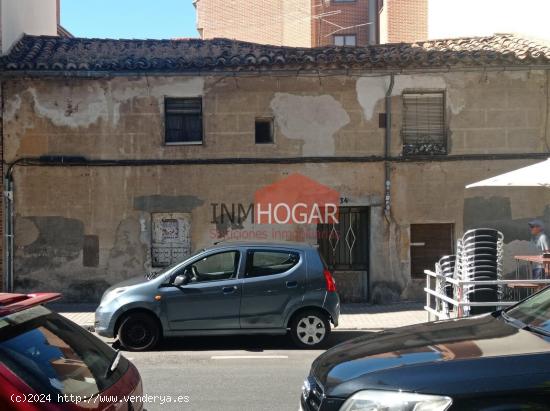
[3,68,550,302]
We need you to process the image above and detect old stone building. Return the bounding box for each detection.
[1,34,550,302]
[0,0,72,288]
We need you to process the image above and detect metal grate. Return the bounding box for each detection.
[317,207,369,270]
[151,214,191,267]
[402,91,447,155]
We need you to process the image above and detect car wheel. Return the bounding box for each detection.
[117,312,160,351]
[290,310,330,348]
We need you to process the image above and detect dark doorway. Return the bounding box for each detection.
[317,207,369,271]
[410,223,455,278]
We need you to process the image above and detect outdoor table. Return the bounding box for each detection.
[514,255,550,276]
[507,282,547,293]
[513,255,550,299]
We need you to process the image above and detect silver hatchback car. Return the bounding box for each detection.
[95,242,340,351]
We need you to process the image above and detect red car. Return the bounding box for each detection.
[0,293,143,410]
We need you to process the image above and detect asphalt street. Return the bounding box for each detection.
[102,331,371,411]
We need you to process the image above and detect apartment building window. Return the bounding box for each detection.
[402,91,447,156]
[255,118,274,144]
[334,34,356,47]
[164,97,203,144]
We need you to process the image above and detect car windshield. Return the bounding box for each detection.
[505,287,550,335]
[0,306,129,399]
[147,248,207,279]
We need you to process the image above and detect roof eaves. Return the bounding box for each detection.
[2,33,550,75]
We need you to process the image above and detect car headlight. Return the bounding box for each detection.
[101,287,128,304]
[340,390,452,411]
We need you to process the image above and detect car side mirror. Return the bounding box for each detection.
[173,275,189,287]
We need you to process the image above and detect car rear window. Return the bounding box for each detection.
[0,305,128,399]
[246,250,300,277]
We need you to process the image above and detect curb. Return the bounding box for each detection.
[335,327,385,332]
[81,325,382,333]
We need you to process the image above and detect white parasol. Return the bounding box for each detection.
[466,158,550,188]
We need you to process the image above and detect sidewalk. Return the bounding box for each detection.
[340,302,426,330]
[52,302,427,332]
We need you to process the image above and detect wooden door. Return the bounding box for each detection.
[410,223,454,278]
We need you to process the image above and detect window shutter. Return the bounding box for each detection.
[165,98,202,114]
[402,92,447,155]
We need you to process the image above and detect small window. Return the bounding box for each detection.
[402,91,447,155]
[165,97,203,144]
[246,250,300,278]
[334,35,356,47]
[255,118,274,144]
[187,251,240,282]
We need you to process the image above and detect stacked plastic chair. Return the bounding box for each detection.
[455,228,504,315]
[435,255,456,317]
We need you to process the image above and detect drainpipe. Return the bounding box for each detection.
[4,147,17,292]
[384,73,395,217]
[368,0,379,45]
[3,173,13,292]
[0,80,13,292]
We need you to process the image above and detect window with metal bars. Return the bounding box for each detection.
[401,91,447,156]
[164,97,203,144]
[317,207,369,270]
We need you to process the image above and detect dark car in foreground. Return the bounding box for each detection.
[302,287,550,411]
[0,293,143,411]
[96,241,340,351]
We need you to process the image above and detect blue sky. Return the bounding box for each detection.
[61,0,198,39]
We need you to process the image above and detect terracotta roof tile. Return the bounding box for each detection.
[2,33,549,74]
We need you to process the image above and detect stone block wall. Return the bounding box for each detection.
[3,69,549,302]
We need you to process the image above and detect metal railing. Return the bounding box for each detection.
[424,269,550,321]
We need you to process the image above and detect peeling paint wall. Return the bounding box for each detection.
[25,77,205,129]
[3,71,550,302]
[270,93,350,156]
[10,164,384,302]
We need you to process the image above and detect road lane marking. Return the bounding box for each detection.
[211,355,289,360]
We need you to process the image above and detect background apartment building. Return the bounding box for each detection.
[194,0,428,47]
[313,0,427,47]
[194,0,312,48]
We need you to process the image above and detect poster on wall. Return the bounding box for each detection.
[151,213,191,267]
